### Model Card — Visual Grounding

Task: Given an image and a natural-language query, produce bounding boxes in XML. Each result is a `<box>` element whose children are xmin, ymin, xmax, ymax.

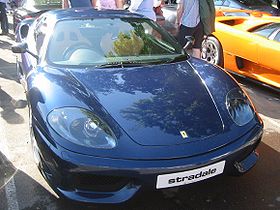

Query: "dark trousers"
<box><xmin>177</xmin><ymin>22</ymin><xmax>204</xmax><ymax>49</ymax></box>
<box><xmin>0</xmin><ymin>2</ymin><xmax>8</xmax><ymax>34</ymax></box>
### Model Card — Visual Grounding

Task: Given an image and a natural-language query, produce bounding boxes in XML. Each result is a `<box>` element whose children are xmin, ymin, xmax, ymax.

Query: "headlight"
<box><xmin>47</xmin><ymin>107</ymin><xmax>117</xmax><ymax>149</ymax></box>
<box><xmin>226</xmin><ymin>88</ymin><xmax>254</xmax><ymax>126</ymax></box>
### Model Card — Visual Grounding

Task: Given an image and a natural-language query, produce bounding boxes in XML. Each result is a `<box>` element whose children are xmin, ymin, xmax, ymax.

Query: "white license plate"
<box><xmin>156</xmin><ymin>161</ymin><xmax>225</xmax><ymax>189</ymax></box>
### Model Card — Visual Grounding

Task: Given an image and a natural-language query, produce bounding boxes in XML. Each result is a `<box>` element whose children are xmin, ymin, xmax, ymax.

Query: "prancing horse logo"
<box><xmin>180</xmin><ymin>131</ymin><xmax>188</xmax><ymax>139</ymax></box>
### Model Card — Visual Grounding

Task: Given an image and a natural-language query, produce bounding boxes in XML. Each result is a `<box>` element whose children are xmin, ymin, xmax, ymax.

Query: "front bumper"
<box><xmin>32</xmin><ymin>124</ymin><xmax>263</xmax><ymax>204</ymax></box>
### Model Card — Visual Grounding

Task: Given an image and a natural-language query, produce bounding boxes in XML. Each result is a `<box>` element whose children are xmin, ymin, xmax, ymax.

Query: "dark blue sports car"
<box><xmin>12</xmin><ymin>8</ymin><xmax>263</xmax><ymax>204</ymax></box>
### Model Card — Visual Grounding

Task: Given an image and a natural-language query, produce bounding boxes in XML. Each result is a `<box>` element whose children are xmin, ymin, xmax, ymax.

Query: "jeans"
<box><xmin>0</xmin><ymin>2</ymin><xmax>8</xmax><ymax>34</ymax></box>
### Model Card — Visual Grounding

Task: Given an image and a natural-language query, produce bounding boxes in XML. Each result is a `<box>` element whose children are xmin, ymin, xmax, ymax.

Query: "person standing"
<box><xmin>92</xmin><ymin>0</ymin><xmax>124</xmax><ymax>9</ymax></box>
<box><xmin>62</xmin><ymin>0</ymin><xmax>92</xmax><ymax>8</ymax></box>
<box><xmin>0</xmin><ymin>0</ymin><xmax>9</xmax><ymax>35</ymax></box>
<box><xmin>176</xmin><ymin>0</ymin><xmax>215</xmax><ymax>59</ymax></box>
<box><xmin>129</xmin><ymin>0</ymin><xmax>161</xmax><ymax>21</ymax></box>
<box><xmin>199</xmin><ymin>0</ymin><xmax>215</xmax><ymax>37</ymax></box>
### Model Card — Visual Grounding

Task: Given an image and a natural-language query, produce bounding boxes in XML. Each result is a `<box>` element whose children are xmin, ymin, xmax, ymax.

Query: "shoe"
<box><xmin>1</xmin><ymin>32</ymin><xmax>8</xmax><ymax>35</ymax></box>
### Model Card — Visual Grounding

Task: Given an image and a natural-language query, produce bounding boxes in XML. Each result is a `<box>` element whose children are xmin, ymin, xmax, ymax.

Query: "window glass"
<box><xmin>34</xmin><ymin>17</ymin><xmax>48</xmax><ymax>54</ymax></box>
<box><xmin>25</xmin><ymin>19</ymin><xmax>39</xmax><ymax>61</ymax></box>
<box><xmin>223</xmin><ymin>0</ymin><xmax>231</xmax><ymax>6</ymax></box>
<box><xmin>214</xmin><ymin>0</ymin><xmax>225</xmax><ymax>6</ymax></box>
<box><xmin>47</xmin><ymin>18</ymin><xmax>185</xmax><ymax>67</ymax></box>
<box><xmin>234</xmin><ymin>0</ymin><xmax>269</xmax><ymax>6</ymax></box>
<box><xmin>252</xmin><ymin>23</ymin><xmax>280</xmax><ymax>39</ymax></box>
<box><xmin>228</xmin><ymin>1</ymin><xmax>242</xmax><ymax>7</ymax></box>
<box><xmin>274</xmin><ymin>31</ymin><xmax>280</xmax><ymax>42</ymax></box>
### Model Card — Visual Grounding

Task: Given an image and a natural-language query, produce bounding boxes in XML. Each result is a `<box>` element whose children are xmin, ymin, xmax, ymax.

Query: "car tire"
<box><xmin>201</xmin><ymin>36</ymin><xmax>224</xmax><ymax>67</ymax></box>
<box><xmin>28</xmin><ymin>104</ymin><xmax>40</xmax><ymax>166</ymax></box>
<box><xmin>12</xmin><ymin>14</ymin><xmax>16</xmax><ymax>33</ymax></box>
<box><xmin>15</xmin><ymin>61</ymin><xmax>20</xmax><ymax>83</ymax></box>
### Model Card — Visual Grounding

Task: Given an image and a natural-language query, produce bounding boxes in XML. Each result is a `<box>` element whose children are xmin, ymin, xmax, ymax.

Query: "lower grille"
<box><xmin>62</xmin><ymin>173</ymin><xmax>130</xmax><ymax>192</ymax></box>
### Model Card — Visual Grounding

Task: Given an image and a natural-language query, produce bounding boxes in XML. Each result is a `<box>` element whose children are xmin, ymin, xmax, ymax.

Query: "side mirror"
<box><xmin>11</xmin><ymin>42</ymin><xmax>39</xmax><ymax>60</ymax></box>
<box><xmin>11</xmin><ymin>42</ymin><xmax>28</xmax><ymax>53</ymax></box>
<box><xmin>183</xmin><ymin>36</ymin><xmax>195</xmax><ymax>50</ymax></box>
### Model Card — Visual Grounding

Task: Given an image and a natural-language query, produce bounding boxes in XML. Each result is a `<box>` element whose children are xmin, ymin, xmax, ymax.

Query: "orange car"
<box><xmin>202</xmin><ymin>12</ymin><xmax>280</xmax><ymax>90</ymax></box>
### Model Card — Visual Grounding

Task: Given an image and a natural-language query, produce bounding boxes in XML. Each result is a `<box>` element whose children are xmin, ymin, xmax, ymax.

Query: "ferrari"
<box><xmin>12</xmin><ymin>8</ymin><xmax>263</xmax><ymax>204</ymax></box>
<box><xmin>214</xmin><ymin>0</ymin><xmax>280</xmax><ymax>16</ymax></box>
<box><xmin>162</xmin><ymin>0</ymin><xmax>280</xmax><ymax>17</ymax></box>
<box><xmin>201</xmin><ymin>12</ymin><xmax>280</xmax><ymax>90</ymax></box>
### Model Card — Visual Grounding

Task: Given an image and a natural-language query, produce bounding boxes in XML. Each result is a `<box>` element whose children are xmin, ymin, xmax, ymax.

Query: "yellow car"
<box><xmin>202</xmin><ymin>12</ymin><xmax>280</xmax><ymax>90</ymax></box>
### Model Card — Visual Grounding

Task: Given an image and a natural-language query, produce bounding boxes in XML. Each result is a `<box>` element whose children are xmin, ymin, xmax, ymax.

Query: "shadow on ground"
<box><xmin>0</xmin><ymin>87</ymin><xmax>27</xmax><ymax>124</ymax></box>
<box><xmin>236</xmin><ymin>76</ymin><xmax>280</xmax><ymax>121</ymax></box>
<box><xmin>0</xmin><ymin>37</ymin><xmax>17</xmax><ymax>82</ymax></box>
<box><xmin>0</xmin><ymin>151</ymin><xmax>58</xmax><ymax>210</ymax></box>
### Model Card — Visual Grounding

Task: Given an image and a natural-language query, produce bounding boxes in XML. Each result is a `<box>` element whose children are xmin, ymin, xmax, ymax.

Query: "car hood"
<box><xmin>70</xmin><ymin>61</ymin><xmax>224</xmax><ymax>146</ymax></box>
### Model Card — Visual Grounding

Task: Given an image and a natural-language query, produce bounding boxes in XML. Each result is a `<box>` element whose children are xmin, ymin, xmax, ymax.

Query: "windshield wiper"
<box><xmin>96</xmin><ymin>55</ymin><xmax>188</xmax><ymax>68</ymax></box>
<box><xmin>96</xmin><ymin>61</ymin><xmax>146</xmax><ymax>69</ymax></box>
<box><xmin>161</xmin><ymin>54</ymin><xmax>189</xmax><ymax>64</ymax></box>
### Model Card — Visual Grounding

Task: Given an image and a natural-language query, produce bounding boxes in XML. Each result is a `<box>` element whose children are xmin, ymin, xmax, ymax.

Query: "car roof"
<box><xmin>44</xmin><ymin>8</ymin><xmax>147</xmax><ymax>22</ymax></box>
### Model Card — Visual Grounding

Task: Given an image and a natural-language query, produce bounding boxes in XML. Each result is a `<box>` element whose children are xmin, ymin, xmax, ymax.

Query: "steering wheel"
<box><xmin>62</xmin><ymin>43</ymin><xmax>92</xmax><ymax>60</ymax></box>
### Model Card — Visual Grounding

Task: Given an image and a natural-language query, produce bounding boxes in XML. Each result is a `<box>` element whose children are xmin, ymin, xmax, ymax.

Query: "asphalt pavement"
<box><xmin>0</xmin><ymin>19</ymin><xmax>280</xmax><ymax>210</ymax></box>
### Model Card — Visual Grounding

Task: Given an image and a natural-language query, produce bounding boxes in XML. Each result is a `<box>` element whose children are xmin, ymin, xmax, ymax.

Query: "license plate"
<box><xmin>156</xmin><ymin>161</ymin><xmax>225</xmax><ymax>189</ymax></box>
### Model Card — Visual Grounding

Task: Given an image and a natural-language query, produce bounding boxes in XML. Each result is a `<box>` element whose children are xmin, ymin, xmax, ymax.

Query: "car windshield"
<box><xmin>235</xmin><ymin>0</ymin><xmax>269</xmax><ymax>6</ymax></box>
<box><xmin>47</xmin><ymin>18</ymin><xmax>186</xmax><ymax>67</ymax></box>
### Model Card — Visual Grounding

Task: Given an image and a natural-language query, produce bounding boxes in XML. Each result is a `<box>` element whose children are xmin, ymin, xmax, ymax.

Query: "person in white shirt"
<box><xmin>176</xmin><ymin>0</ymin><xmax>203</xmax><ymax>58</ymax></box>
<box><xmin>92</xmin><ymin>0</ymin><xmax>124</xmax><ymax>9</ymax></box>
<box><xmin>129</xmin><ymin>0</ymin><xmax>161</xmax><ymax>21</ymax></box>
<box><xmin>0</xmin><ymin>0</ymin><xmax>8</xmax><ymax>35</ymax></box>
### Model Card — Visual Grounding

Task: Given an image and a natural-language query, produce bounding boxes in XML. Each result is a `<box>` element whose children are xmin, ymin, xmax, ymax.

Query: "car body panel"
<box><xmin>70</xmin><ymin>62</ymin><xmax>224</xmax><ymax>146</ymax></box>
<box><xmin>13</xmin><ymin>8</ymin><xmax>263</xmax><ymax>203</ymax></box>
<box><xmin>214</xmin><ymin>0</ymin><xmax>280</xmax><ymax>16</ymax></box>
<box><xmin>26</xmin><ymin>61</ymin><xmax>261</xmax><ymax>160</ymax></box>
<box><xmin>213</xmin><ymin>15</ymin><xmax>280</xmax><ymax>89</ymax></box>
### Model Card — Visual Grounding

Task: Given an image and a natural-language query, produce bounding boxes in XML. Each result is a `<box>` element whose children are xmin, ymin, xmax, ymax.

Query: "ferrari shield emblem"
<box><xmin>180</xmin><ymin>131</ymin><xmax>188</xmax><ymax>139</ymax></box>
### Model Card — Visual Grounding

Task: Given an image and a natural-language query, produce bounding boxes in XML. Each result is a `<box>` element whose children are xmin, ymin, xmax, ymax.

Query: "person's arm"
<box><xmin>176</xmin><ymin>0</ymin><xmax>184</xmax><ymax>26</ymax></box>
<box><xmin>62</xmin><ymin>0</ymin><xmax>69</xmax><ymax>8</ymax></box>
<box><xmin>92</xmin><ymin>0</ymin><xmax>97</xmax><ymax>8</ymax></box>
<box><xmin>116</xmin><ymin>0</ymin><xmax>124</xmax><ymax>9</ymax></box>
